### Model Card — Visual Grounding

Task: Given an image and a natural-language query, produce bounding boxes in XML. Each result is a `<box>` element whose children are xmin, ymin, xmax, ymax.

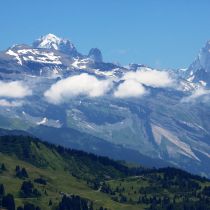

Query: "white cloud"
<box><xmin>182</xmin><ymin>87</ymin><xmax>210</xmax><ymax>103</ymax></box>
<box><xmin>0</xmin><ymin>81</ymin><xmax>32</xmax><ymax>98</ymax></box>
<box><xmin>44</xmin><ymin>73</ymin><xmax>113</xmax><ymax>104</ymax></box>
<box><xmin>0</xmin><ymin>99</ymin><xmax>23</xmax><ymax>107</ymax></box>
<box><xmin>114</xmin><ymin>80</ymin><xmax>147</xmax><ymax>98</ymax></box>
<box><xmin>44</xmin><ymin>70</ymin><xmax>174</xmax><ymax>103</ymax></box>
<box><xmin>123</xmin><ymin>69</ymin><xmax>174</xmax><ymax>88</ymax></box>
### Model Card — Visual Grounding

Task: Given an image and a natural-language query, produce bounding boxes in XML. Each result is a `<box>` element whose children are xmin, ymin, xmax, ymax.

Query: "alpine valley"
<box><xmin>1</xmin><ymin>33</ymin><xmax>210</xmax><ymax>178</ymax></box>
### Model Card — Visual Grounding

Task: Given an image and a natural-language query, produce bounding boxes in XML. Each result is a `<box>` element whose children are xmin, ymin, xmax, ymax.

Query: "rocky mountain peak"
<box><xmin>33</xmin><ymin>33</ymin><xmax>78</xmax><ymax>56</ymax></box>
<box><xmin>88</xmin><ymin>48</ymin><xmax>103</xmax><ymax>63</ymax></box>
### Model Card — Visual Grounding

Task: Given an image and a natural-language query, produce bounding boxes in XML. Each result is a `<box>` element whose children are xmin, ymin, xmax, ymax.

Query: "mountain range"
<box><xmin>1</xmin><ymin>33</ymin><xmax>210</xmax><ymax>177</ymax></box>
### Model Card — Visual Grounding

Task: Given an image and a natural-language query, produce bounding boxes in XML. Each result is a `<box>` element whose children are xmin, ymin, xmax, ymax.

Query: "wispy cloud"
<box><xmin>116</xmin><ymin>49</ymin><xmax>128</xmax><ymax>55</ymax></box>
<box><xmin>0</xmin><ymin>99</ymin><xmax>23</xmax><ymax>107</ymax></box>
<box><xmin>0</xmin><ymin>81</ymin><xmax>32</xmax><ymax>98</ymax></box>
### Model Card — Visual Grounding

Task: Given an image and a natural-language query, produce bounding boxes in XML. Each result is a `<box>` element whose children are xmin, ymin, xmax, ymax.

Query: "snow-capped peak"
<box><xmin>35</xmin><ymin>34</ymin><xmax>63</xmax><ymax>50</ymax></box>
<box><xmin>185</xmin><ymin>40</ymin><xmax>210</xmax><ymax>87</ymax></box>
<box><xmin>33</xmin><ymin>33</ymin><xmax>78</xmax><ymax>56</ymax></box>
<box><xmin>188</xmin><ymin>40</ymin><xmax>210</xmax><ymax>74</ymax></box>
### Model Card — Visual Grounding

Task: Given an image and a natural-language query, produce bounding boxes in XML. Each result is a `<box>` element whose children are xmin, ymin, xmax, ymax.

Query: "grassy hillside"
<box><xmin>0</xmin><ymin>135</ymin><xmax>210</xmax><ymax>210</ymax></box>
<box><xmin>29</xmin><ymin>125</ymin><xmax>170</xmax><ymax>168</ymax></box>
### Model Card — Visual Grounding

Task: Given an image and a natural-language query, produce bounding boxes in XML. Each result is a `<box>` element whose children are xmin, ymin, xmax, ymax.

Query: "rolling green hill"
<box><xmin>0</xmin><ymin>135</ymin><xmax>210</xmax><ymax>210</ymax></box>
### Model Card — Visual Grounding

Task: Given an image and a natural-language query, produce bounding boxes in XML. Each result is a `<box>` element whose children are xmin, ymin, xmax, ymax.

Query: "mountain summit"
<box><xmin>33</xmin><ymin>33</ymin><xmax>78</xmax><ymax>56</ymax></box>
<box><xmin>88</xmin><ymin>48</ymin><xmax>103</xmax><ymax>63</ymax></box>
<box><xmin>190</xmin><ymin>40</ymin><xmax>210</xmax><ymax>73</ymax></box>
<box><xmin>187</xmin><ymin>40</ymin><xmax>210</xmax><ymax>86</ymax></box>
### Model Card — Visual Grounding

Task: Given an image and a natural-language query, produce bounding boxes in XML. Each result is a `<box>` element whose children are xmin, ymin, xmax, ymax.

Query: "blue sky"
<box><xmin>1</xmin><ymin>0</ymin><xmax>210</xmax><ymax>69</ymax></box>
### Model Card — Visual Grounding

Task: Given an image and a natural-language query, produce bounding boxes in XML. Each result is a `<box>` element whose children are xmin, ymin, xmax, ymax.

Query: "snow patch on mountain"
<box><xmin>93</xmin><ymin>69</ymin><xmax>117</xmax><ymax>78</ymax></box>
<box><xmin>37</xmin><ymin>117</ymin><xmax>48</xmax><ymax>125</ymax></box>
<box><xmin>71</xmin><ymin>58</ymin><xmax>91</xmax><ymax>69</ymax></box>
<box><xmin>178</xmin><ymin>80</ymin><xmax>198</xmax><ymax>92</ymax></box>
<box><xmin>6</xmin><ymin>49</ymin><xmax>23</xmax><ymax>65</ymax></box>
<box><xmin>17</xmin><ymin>49</ymin><xmax>62</xmax><ymax>65</ymax></box>
<box><xmin>182</xmin><ymin>87</ymin><xmax>210</xmax><ymax>102</ymax></box>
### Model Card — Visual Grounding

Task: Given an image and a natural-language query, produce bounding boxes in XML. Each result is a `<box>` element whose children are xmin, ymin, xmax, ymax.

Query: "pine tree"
<box><xmin>49</xmin><ymin>199</ymin><xmax>52</xmax><ymax>206</ymax></box>
<box><xmin>2</xmin><ymin>194</ymin><xmax>15</xmax><ymax>210</ymax></box>
<box><xmin>0</xmin><ymin>184</ymin><xmax>5</xmax><ymax>197</ymax></box>
<box><xmin>1</xmin><ymin>163</ymin><xmax>6</xmax><ymax>171</ymax></box>
<box><xmin>16</xmin><ymin>165</ymin><xmax>20</xmax><ymax>172</ymax></box>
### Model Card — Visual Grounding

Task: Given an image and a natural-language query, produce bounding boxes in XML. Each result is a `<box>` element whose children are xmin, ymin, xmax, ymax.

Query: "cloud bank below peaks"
<box><xmin>45</xmin><ymin>69</ymin><xmax>175</xmax><ymax>103</ymax></box>
<box><xmin>114</xmin><ymin>80</ymin><xmax>147</xmax><ymax>98</ymax></box>
<box><xmin>0</xmin><ymin>81</ymin><xmax>32</xmax><ymax>107</ymax></box>
<box><xmin>113</xmin><ymin>68</ymin><xmax>174</xmax><ymax>98</ymax></box>
<box><xmin>122</xmin><ymin>69</ymin><xmax>174</xmax><ymax>88</ymax></box>
<box><xmin>182</xmin><ymin>87</ymin><xmax>210</xmax><ymax>103</ymax></box>
<box><xmin>0</xmin><ymin>81</ymin><xmax>32</xmax><ymax>98</ymax></box>
<box><xmin>44</xmin><ymin>73</ymin><xmax>113</xmax><ymax>104</ymax></box>
<box><xmin>0</xmin><ymin>99</ymin><xmax>23</xmax><ymax>107</ymax></box>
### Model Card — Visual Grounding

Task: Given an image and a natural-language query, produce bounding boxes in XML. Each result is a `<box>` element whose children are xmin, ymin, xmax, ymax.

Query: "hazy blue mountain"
<box><xmin>88</xmin><ymin>48</ymin><xmax>103</xmax><ymax>63</ymax></box>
